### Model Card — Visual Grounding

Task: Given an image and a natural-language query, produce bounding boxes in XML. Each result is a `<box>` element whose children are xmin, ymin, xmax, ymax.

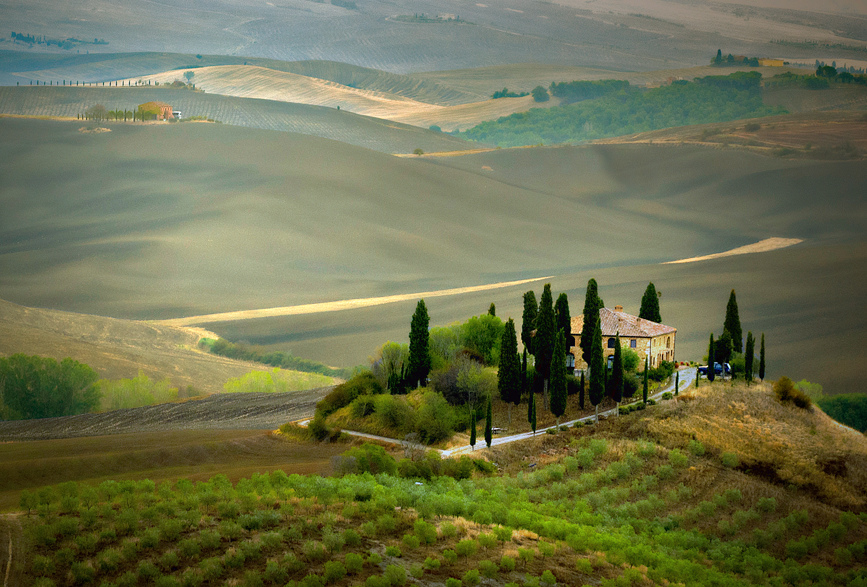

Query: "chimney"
<box><xmin>614</xmin><ymin>305</ymin><xmax>623</xmax><ymax>312</ymax></box>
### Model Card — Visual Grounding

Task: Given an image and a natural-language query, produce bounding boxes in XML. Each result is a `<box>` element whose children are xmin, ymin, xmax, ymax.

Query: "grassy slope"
<box><xmin>0</xmin><ymin>87</ymin><xmax>472</xmax><ymax>153</ymax></box>
<box><xmin>1</xmin><ymin>117</ymin><xmax>865</xmax><ymax>390</ymax></box>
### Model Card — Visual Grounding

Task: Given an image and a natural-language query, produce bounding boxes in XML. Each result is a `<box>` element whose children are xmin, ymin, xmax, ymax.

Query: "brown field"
<box><xmin>0</xmin><ymin>429</ymin><xmax>346</xmax><ymax>511</ymax></box>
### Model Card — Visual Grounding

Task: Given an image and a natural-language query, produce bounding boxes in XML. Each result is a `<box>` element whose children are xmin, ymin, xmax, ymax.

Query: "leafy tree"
<box><xmin>707</xmin><ymin>334</ymin><xmax>716</xmax><ymax>383</ymax></box>
<box><xmin>406</xmin><ymin>300</ymin><xmax>431</xmax><ymax>389</ymax></box>
<box><xmin>639</xmin><ymin>282</ymin><xmax>661</xmax><ymax>323</ymax></box>
<box><xmin>0</xmin><ymin>355</ymin><xmax>100</xmax><ymax>420</ymax></box>
<box><xmin>554</xmin><ymin>293</ymin><xmax>571</xmax><ymax>353</ymax></box>
<box><xmin>744</xmin><ymin>332</ymin><xmax>755</xmax><ymax>384</ymax></box>
<box><xmin>609</xmin><ymin>333</ymin><xmax>624</xmax><ymax>413</ymax></box>
<box><xmin>716</xmin><ymin>331</ymin><xmax>733</xmax><ymax>364</ymax></box>
<box><xmin>588</xmin><ymin>319</ymin><xmax>604</xmax><ymax>420</ymax></box>
<box><xmin>642</xmin><ymin>356</ymin><xmax>649</xmax><ymax>404</ymax></box>
<box><xmin>488</xmin><ymin>303</ymin><xmax>496</xmax><ymax>316</ymax></box>
<box><xmin>470</xmin><ymin>410</ymin><xmax>477</xmax><ymax>450</ymax></box>
<box><xmin>817</xmin><ymin>394</ymin><xmax>867</xmax><ymax>433</ymax></box>
<box><xmin>580</xmin><ymin>279</ymin><xmax>604</xmax><ymax>366</ymax></box>
<box><xmin>498</xmin><ymin>319</ymin><xmax>522</xmax><ymax>425</ymax></box>
<box><xmin>460</xmin><ymin>314</ymin><xmax>505</xmax><ymax>365</ymax></box>
<box><xmin>723</xmin><ymin>290</ymin><xmax>742</xmax><ymax>353</ymax></box>
<box><xmin>759</xmin><ymin>333</ymin><xmax>766</xmax><ymax>381</ymax></box>
<box><xmin>534</xmin><ymin>284</ymin><xmax>557</xmax><ymax>409</ymax></box>
<box><xmin>484</xmin><ymin>399</ymin><xmax>493</xmax><ymax>448</ymax></box>
<box><xmin>521</xmin><ymin>290</ymin><xmax>538</xmax><ymax>354</ymax></box>
<box><xmin>531</xmin><ymin>85</ymin><xmax>549</xmax><ymax>102</ymax></box>
<box><xmin>184</xmin><ymin>70</ymin><xmax>195</xmax><ymax>82</ymax></box>
<box><xmin>550</xmin><ymin>331</ymin><xmax>568</xmax><ymax>428</ymax></box>
<box><xmin>372</xmin><ymin>341</ymin><xmax>409</xmax><ymax>392</ymax></box>
<box><xmin>528</xmin><ymin>384</ymin><xmax>536</xmax><ymax>435</ymax></box>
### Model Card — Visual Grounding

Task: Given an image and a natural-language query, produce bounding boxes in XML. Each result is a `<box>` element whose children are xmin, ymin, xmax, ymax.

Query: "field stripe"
<box><xmin>155</xmin><ymin>276</ymin><xmax>553</xmax><ymax>327</ymax></box>
<box><xmin>663</xmin><ymin>237</ymin><xmax>803</xmax><ymax>264</ymax></box>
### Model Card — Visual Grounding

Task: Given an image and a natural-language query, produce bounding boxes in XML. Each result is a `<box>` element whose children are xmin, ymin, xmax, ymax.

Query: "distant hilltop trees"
<box><xmin>10</xmin><ymin>31</ymin><xmax>108</xmax><ymax>50</ymax></box>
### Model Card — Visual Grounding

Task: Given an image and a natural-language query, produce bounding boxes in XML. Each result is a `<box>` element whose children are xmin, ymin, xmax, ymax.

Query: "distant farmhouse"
<box><xmin>138</xmin><ymin>101</ymin><xmax>175</xmax><ymax>121</ymax></box>
<box><xmin>569</xmin><ymin>306</ymin><xmax>676</xmax><ymax>371</ymax></box>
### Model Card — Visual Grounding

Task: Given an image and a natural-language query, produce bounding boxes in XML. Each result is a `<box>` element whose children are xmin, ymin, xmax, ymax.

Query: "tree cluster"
<box><xmin>0</xmin><ymin>354</ymin><xmax>100</xmax><ymax>420</ymax></box>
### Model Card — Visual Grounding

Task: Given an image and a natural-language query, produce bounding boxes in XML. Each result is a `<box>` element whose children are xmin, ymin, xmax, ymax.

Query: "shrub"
<box><xmin>414</xmin><ymin>519</ymin><xmax>438</xmax><ymax>544</ymax></box>
<box><xmin>343</xmin><ymin>528</ymin><xmax>362</xmax><ymax>546</ymax></box>
<box><xmin>774</xmin><ymin>376</ymin><xmax>811</xmax><ymax>409</ymax></box>
<box><xmin>346</xmin><ymin>553</ymin><xmax>365</xmax><ymax>574</ymax></box>
<box><xmin>443</xmin><ymin>549</ymin><xmax>458</xmax><ymax>565</ymax></box>
<box><xmin>446</xmin><ymin>579</ymin><xmax>462</xmax><ymax>587</ymax></box>
<box><xmin>661</xmin><ymin>392</ymin><xmax>673</xmax><ymax>400</ymax></box>
<box><xmin>500</xmin><ymin>554</ymin><xmax>516</xmax><ymax>572</ymax></box>
<box><xmin>756</xmin><ymin>497</ymin><xmax>777</xmax><ymax>513</ymax></box>
<box><xmin>668</xmin><ymin>449</ymin><xmax>688</xmax><ymax>467</ymax></box>
<box><xmin>455</xmin><ymin>538</ymin><xmax>479</xmax><ymax>558</ymax></box>
<box><xmin>384</xmin><ymin>564</ymin><xmax>407</xmax><ymax>586</ymax></box>
<box><xmin>688</xmin><ymin>439</ymin><xmax>705</xmax><ymax>456</ymax></box>
<box><xmin>721</xmin><ymin>452</ymin><xmax>740</xmax><ymax>468</ymax></box>
<box><xmin>541</xmin><ymin>570</ymin><xmax>557</xmax><ymax>586</ymax></box>
<box><xmin>479</xmin><ymin>559</ymin><xmax>499</xmax><ymax>578</ymax></box>
<box><xmin>264</xmin><ymin>560</ymin><xmax>288</xmax><ymax>585</ymax></box>
<box><xmin>385</xmin><ymin>545</ymin><xmax>402</xmax><ymax>557</ymax></box>
<box><xmin>424</xmin><ymin>556</ymin><xmax>441</xmax><ymax>570</ymax></box>
<box><xmin>137</xmin><ymin>560</ymin><xmax>161</xmax><ymax>581</ymax></box>
<box><xmin>70</xmin><ymin>561</ymin><xmax>97</xmax><ymax>584</ymax></box>
<box><xmin>158</xmin><ymin>550</ymin><xmax>180</xmax><ymax>572</ymax></box>
<box><xmin>323</xmin><ymin>561</ymin><xmax>347</xmax><ymax>584</ymax></box>
<box><xmin>440</xmin><ymin>522</ymin><xmax>458</xmax><ymax>539</ymax></box>
<box><xmin>402</xmin><ymin>533</ymin><xmax>420</xmax><ymax>549</ymax></box>
<box><xmin>375</xmin><ymin>395</ymin><xmax>416</xmax><ymax>431</ymax></box>
<box><xmin>318</xmin><ymin>372</ymin><xmax>382</xmax><ymax>417</ymax></box>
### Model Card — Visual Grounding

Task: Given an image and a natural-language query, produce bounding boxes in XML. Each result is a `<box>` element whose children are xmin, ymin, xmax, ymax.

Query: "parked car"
<box><xmin>697</xmin><ymin>362</ymin><xmax>731</xmax><ymax>377</ymax></box>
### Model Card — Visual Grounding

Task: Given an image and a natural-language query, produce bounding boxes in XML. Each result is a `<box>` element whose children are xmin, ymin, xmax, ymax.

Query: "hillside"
<box><xmin>6</xmin><ymin>381</ymin><xmax>867</xmax><ymax>585</ymax></box>
<box><xmin>0</xmin><ymin>87</ymin><xmax>472</xmax><ymax>153</ymax></box>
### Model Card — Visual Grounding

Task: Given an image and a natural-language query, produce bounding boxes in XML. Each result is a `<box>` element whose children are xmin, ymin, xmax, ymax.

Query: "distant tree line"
<box><xmin>205</xmin><ymin>338</ymin><xmax>349</xmax><ymax>379</ymax></box>
<box><xmin>0</xmin><ymin>354</ymin><xmax>100</xmax><ymax>420</ymax></box>
<box><xmin>548</xmin><ymin>79</ymin><xmax>629</xmax><ymax>105</ymax></box>
<box><xmin>10</xmin><ymin>31</ymin><xmax>108</xmax><ymax>50</ymax></box>
<box><xmin>764</xmin><ymin>69</ymin><xmax>867</xmax><ymax>90</ymax></box>
<box><xmin>461</xmin><ymin>71</ymin><xmax>784</xmax><ymax>147</ymax></box>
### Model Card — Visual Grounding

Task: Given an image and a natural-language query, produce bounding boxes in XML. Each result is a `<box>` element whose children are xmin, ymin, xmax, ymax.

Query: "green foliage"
<box><xmin>817</xmin><ymin>393</ymin><xmax>867</xmax><ymax>432</ymax></box>
<box><xmin>208</xmin><ymin>338</ymin><xmax>347</xmax><ymax>378</ymax></box>
<box><xmin>639</xmin><ymin>282</ymin><xmax>661</xmax><ymax>323</ymax></box>
<box><xmin>416</xmin><ymin>391</ymin><xmax>457</xmax><ymax>444</ymax></box>
<box><xmin>744</xmin><ymin>332</ymin><xmax>755</xmax><ymax>383</ymax></box>
<box><xmin>534</xmin><ymin>284</ymin><xmax>557</xmax><ymax>383</ymax></box>
<box><xmin>224</xmin><ymin>368</ymin><xmax>334</xmax><ymax>393</ymax></box>
<box><xmin>384</xmin><ymin>564</ymin><xmax>407</xmax><ymax>586</ymax></box>
<box><xmin>98</xmin><ymin>371</ymin><xmax>180</xmax><ymax>410</ymax></box>
<box><xmin>550</xmin><ymin>330</ymin><xmax>568</xmax><ymax>423</ymax></box>
<box><xmin>609</xmin><ymin>333</ymin><xmax>624</xmax><ymax>405</ymax></box>
<box><xmin>0</xmin><ymin>354</ymin><xmax>100</xmax><ymax>420</ymax></box>
<box><xmin>374</xmin><ymin>394</ymin><xmax>416</xmax><ymax>431</ymax></box>
<box><xmin>589</xmin><ymin>318</ymin><xmax>605</xmax><ymax>409</ymax></box>
<box><xmin>687</xmin><ymin>439</ymin><xmax>705</xmax><ymax>456</ymax></box>
<box><xmin>463</xmin><ymin>73</ymin><xmax>783</xmax><ymax>146</ymax></box>
<box><xmin>485</xmin><ymin>398</ymin><xmax>493</xmax><ymax>448</ymax></box>
<box><xmin>461</xmin><ymin>313</ymin><xmax>505</xmax><ymax>366</ymax></box>
<box><xmin>722</xmin><ymin>289</ymin><xmax>743</xmax><ymax>353</ymax></box>
<box><xmin>455</xmin><ymin>538</ymin><xmax>479</xmax><ymax>558</ymax></box>
<box><xmin>498</xmin><ymin>318</ymin><xmax>523</xmax><ymax>410</ymax></box>
<box><xmin>463</xmin><ymin>568</ymin><xmax>481</xmax><ymax>586</ymax></box>
<box><xmin>549</xmin><ymin>79</ymin><xmax>629</xmax><ymax>105</ymax></box>
<box><xmin>406</xmin><ymin>299</ymin><xmax>432</xmax><ymax>389</ymax></box>
<box><xmin>317</xmin><ymin>372</ymin><xmax>383</xmax><ymax>417</ymax></box>
<box><xmin>668</xmin><ymin>449</ymin><xmax>688</xmax><ymax>467</ymax></box>
<box><xmin>720</xmin><ymin>452</ymin><xmax>740</xmax><ymax>468</ymax></box>
<box><xmin>340</xmin><ymin>443</ymin><xmax>398</xmax><ymax>475</ymax></box>
<box><xmin>531</xmin><ymin>85</ymin><xmax>549</xmax><ymax>102</ymax></box>
<box><xmin>774</xmin><ymin>376</ymin><xmax>811</xmax><ymax>409</ymax></box>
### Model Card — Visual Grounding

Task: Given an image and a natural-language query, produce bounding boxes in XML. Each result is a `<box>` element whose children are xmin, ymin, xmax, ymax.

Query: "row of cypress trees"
<box><xmin>705</xmin><ymin>290</ymin><xmax>765</xmax><ymax>384</ymax></box>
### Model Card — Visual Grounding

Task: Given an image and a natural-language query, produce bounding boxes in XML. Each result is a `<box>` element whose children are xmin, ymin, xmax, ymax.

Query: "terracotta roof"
<box><xmin>571</xmin><ymin>307</ymin><xmax>676</xmax><ymax>339</ymax></box>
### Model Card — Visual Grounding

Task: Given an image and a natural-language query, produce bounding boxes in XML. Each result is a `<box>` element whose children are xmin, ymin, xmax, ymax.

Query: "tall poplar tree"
<box><xmin>485</xmin><ymin>399</ymin><xmax>493</xmax><ymax>448</ymax></box>
<box><xmin>550</xmin><ymin>330</ymin><xmax>568</xmax><ymax>428</ymax></box>
<box><xmin>406</xmin><ymin>299</ymin><xmax>431</xmax><ymax>389</ymax></box>
<box><xmin>580</xmin><ymin>279</ymin><xmax>604</xmax><ymax>367</ymax></box>
<box><xmin>674</xmin><ymin>370</ymin><xmax>680</xmax><ymax>396</ymax></box>
<box><xmin>744</xmin><ymin>331</ymin><xmax>755</xmax><ymax>384</ymax></box>
<box><xmin>555</xmin><ymin>293</ymin><xmax>571</xmax><ymax>353</ymax></box>
<box><xmin>723</xmin><ymin>290</ymin><xmax>743</xmax><ymax>353</ymax></box>
<box><xmin>470</xmin><ymin>410</ymin><xmax>477</xmax><ymax>451</ymax></box>
<box><xmin>759</xmin><ymin>333</ymin><xmax>766</xmax><ymax>381</ymax></box>
<box><xmin>521</xmin><ymin>291</ymin><xmax>538</xmax><ymax>355</ymax></box>
<box><xmin>639</xmin><ymin>282</ymin><xmax>661</xmax><ymax>323</ymax></box>
<box><xmin>589</xmin><ymin>318</ymin><xmax>605</xmax><ymax>421</ymax></box>
<box><xmin>528</xmin><ymin>385</ymin><xmax>536</xmax><ymax>435</ymax></box>
<box><xmin>610</xmin><ymin>333</ymin><xmax>624</xmax><ymax>415</ymax></box>
<box><xmin>534</xmin><ymin>284</ymin><xmax>557</xmax><ymax>410</ymax></box>
<box><xmin>707</xmin><ymin>333</ymin><xmax>716</xmax><ymax>383</ymax></box>
<box><xmin>498</xmin><ymin>318</ymin><xmax>522</xmax><ymax>425</ymax></box>
<box><xmin>642</xmin><ymin>356</ymin><xmax>649</xmax><ymax>404</ymax></box>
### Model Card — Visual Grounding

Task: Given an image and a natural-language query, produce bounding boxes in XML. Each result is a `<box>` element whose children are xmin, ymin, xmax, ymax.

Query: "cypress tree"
<box><xmin>579</xmin><ymin>371</ymin><xmax>585</xmax><ymax>410</ymax></box>
<box><xmin>521</xmin><ymin>290</ymin><xmax>538</xmax><ymax>355</ymax></box>
<box><xmin>406</xmin><ymin>299</ymin><xmax>431</xmax><ymax>389</ymax></box>
<box><xmin>485</xmin><ymin>399</ymin><xmax>493</xmax><ymax>447</ymax></box>
<box><xmin>642</xmin><ymin>356</ymin><xmax>649</xmax><ymax>404</ymax></box>
<box><xmin>707</xmin><ymin>334</ymin><xmax>716</xmax><ymax>383</ymax></box>
<box><xmin>639</xmin><ymin>282</ymin><xmax>662</xmax><ymax>323</ymax></box>
<box><xmin>488</xmin><ymin>303</ymin><xmax>496</xmax><ymax>317</ymax></box>
<box><xmin>723</xmin><ymin>290</ymin><xmax>743</xmax><ymax>353</ymax></box>
<box><xmin>580</xmin><ymin>279</ymin><xmax>604</xmax><ymax>366</ymax></box>
<box><xmin>555</xmin><ymin>293</ymin><xmax>571</xmax><ymax>354</ymax></box>
<box><xmin>675</xmin><ymin>370</ymin><xmax>680</xmax><ymax>396</ymax></box>
<box><xmin>498</xmin><ymin>318</ymin><xmax>522</xmax><ymax>426</ymax></box>
<box><xmin>470</xmin><ymin>410</ymin><xmax>477</xmax><ymax>450</ymax></box>
<box><xmin>744</xmin><ymin>331</ymin><xmax>755</xmax><ymax>384</ymax></box>
<box><xmin>528</xmin><ymin>385</ymin><xmax>536</xmax><ymax>435</ymax></box>
<box><xmin>550</xmin><ymin>330</ymin><xmax>568</xmax><ymax>429</ymax></box>
<box><xmin>521</xmin><ymin>348</ymin><xmax>528</xmax><ymax>394</ymax></box>
<box><xmin>759</xmin><ymin>333</ymin><xmax>766</xmax><ymax>381</ymax></box>
<box><xmin>610</xmin><ymin>332</ymin><xmax>624</xmax><ymax>415</ymax></box>
<box><xmin>534</xmin><ymin>284</ymin><xmax>557</xmax><ymax>410</ymax></box>
<box><xmin>589</xmin><ymin>318</ymin><xmax>605</xmax><ymax>421</ymax></box>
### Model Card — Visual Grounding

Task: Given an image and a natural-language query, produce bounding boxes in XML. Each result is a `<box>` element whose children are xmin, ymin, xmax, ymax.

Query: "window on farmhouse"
<box><xmin>607</xmin><ymin>338</ymin><xmax>616</xmax><ymax>348</ymax></box>
<box><xmin>630</xmin><ymin>339</ymin><xmax>637</xmax><ymax>348</ymax></box>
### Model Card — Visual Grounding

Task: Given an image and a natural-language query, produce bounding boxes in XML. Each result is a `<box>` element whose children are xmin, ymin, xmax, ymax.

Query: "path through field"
<box><xmin>663</xmin><ymin>238</ymin><xmax>804</xmax><ymax>264</ymax></box>
<box><xmin>155</xmin><ymin>276</ymin><xmax>552</xmax><ymax>327</ymax></box>
<box><xmin>0</xmin><ymin>389</ymin><xmax>332</xmax><ymax>441</ymax></box>
<box><xmin>0</xmin><ymin>514</ymin><xmax>23</xmax><ymax>587</ymax></box>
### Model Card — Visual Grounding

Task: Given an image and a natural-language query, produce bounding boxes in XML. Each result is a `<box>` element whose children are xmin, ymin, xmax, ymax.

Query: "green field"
<box><xmin>1</xmin><ymin>117</ymin><xmax>865</xmax><ymax>393</ymax></box>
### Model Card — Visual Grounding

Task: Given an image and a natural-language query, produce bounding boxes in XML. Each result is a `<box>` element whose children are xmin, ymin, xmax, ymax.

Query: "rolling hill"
<box><xmin>1</xmin><ymin>116</ymin><xmax>865</xmax><ymax>393</ymax></box>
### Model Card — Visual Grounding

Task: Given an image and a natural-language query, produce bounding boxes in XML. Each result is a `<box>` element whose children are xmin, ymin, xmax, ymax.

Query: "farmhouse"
<box><xmin>569</xmin><ymin>306</ymin><xmax>676</xmax><ymax>371</ymax></box>
<box><xmin>138</xmin><ymin>101</ymin><xmax>174</xmax><ymax>120</ymax></box>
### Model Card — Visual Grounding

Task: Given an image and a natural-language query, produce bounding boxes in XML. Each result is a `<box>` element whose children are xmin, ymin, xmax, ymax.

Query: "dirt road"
<box><xmin>0</xmin><ymin>514</ymin><xmax>23</xmax><ymax>587</ymax></box>
<box><xmin>0</xmin><ymin>388</ymin><xmax>332</xmax><ymax>441</ymax></box>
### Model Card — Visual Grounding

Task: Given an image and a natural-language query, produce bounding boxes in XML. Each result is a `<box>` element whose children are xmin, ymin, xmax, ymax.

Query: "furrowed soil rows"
<box><xmin>0</xmin><ymin>389</ymin><xmax>331</xmax><ymax>441</ymax></box>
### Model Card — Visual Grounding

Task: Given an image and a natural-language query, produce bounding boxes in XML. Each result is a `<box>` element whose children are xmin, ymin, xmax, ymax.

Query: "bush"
<box><xmin>455</xmin><ymin>538</ymin><xmax>479</xmax><ymax>558</ymax></box>
<box><xmin>414</xmin><ymin>519</ymin><xmax>438</xmax><ymax>544</ymax></box>
<box><xmin>384</xmin><ymin>564</ymin><xmax>407</xmax><ymax>586</ymax></box>
<box><xmin>500</xmin><ymin>555</ymin><xmax>516</xmax><ymax>572</ymax></box>
<box><xmin>416</xmin><ymin>391</ymin><xmax>456</xmax><ymax>443</ymax></box>
<box><xmin>446</xmin><ymin>579</ymin><xmax>462</xmax><ymax>587</ymax></box>
<box><xmin>424</xmin><ymin>556</ymin><xmax>441</xmax><ymax>570</ymax></box>
<box><xmin>375</xmin><ymin>394</ymin><xmax>416</xmax><ymax>431</ymax></box>
<box><xmin>385</xmin><ymin>545</ymin><xmax>402</xmax><ymax>557</ymax></box>
<box><xmin>774</xmin><ymin>376</ymin><xmax>811</xmax><ymax>409</ymax></box>
<box><xmin>688</xmin><ymin>439</ymin><xmax>706</xmax><ymax>456</ymax></box>
<box><xmin>443</xmin><ymin>549</ymin><xmax>458</xmax><ymax>565</ymax></box>
<box><xmin>318</xmin><ymin>372</ymin><xmax>383</xmax><ymax>417</ymax></box>
<box><xmin>668</xmin><ymin>449</ymin><xmax>688</xmax><ymax>467</ymax></box>
<box><xmin>346</xmin><ymin>553</ymin><xmax>364</xmax><ymax>574</ymax></box>
<box><xmin>721</xmin><ymin>452</ymin><xmax>740</xmax><ymax>468</ymax></box>
<box><xmin>323</xmin><ymin>561</ymin><xmax>347</xmax><ymax>584</ymax></box>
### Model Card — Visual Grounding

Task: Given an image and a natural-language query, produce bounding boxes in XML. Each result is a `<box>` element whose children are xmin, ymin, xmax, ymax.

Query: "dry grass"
<box><xmin>624</xmin><ymin>381</ymin><xmax>867</xmax><ymax>509</ymax></box>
